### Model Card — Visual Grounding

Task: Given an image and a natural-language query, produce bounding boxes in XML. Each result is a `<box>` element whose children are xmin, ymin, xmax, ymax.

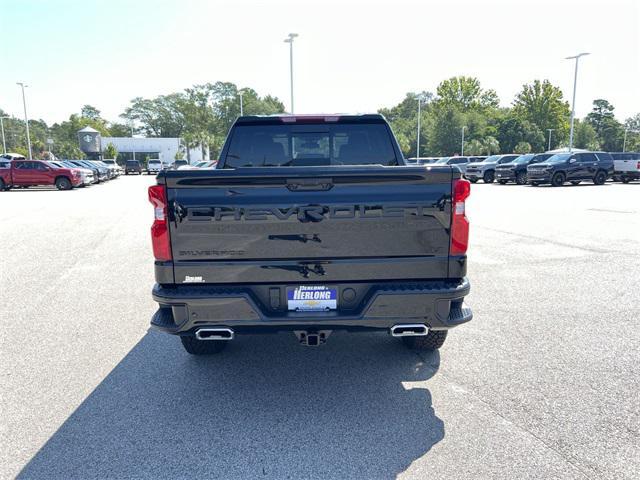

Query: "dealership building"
<box><xmin>77</xmin><ymin>127</ymin><xmax>206</xmax><ymax>164</ymax></box>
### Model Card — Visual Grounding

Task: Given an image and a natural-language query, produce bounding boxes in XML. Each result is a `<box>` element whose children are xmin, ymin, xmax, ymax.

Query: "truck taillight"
<box><xmin>148</xmin><ymin>185</ymin><xmax>172</xmax><ymax>261</ymax></box>
<box><xmin>450</xmin><ymin>179</ymin><xmax>471</xmax><ymax>256</ymax></box>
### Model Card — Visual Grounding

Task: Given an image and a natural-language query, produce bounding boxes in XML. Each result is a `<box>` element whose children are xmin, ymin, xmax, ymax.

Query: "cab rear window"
<box><xmin>224</xmin><ymin>123</ymin><xmax>398</xmax><ymax>168</ymax></box>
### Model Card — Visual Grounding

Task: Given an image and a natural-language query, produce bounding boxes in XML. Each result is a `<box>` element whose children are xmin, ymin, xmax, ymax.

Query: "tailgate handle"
<box><xmin>286</xmin><ymin>178</ymin><xmax>333</xmax><ymax>191</ymax></box>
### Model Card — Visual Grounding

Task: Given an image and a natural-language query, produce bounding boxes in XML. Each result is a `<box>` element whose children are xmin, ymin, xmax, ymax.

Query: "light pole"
<box><xmin>283</xmin><ymin>33</ymin><xmax>298</xmax><ymax>113</ymax></box>
<box><xmin>547</xmin><ymin>129</ymin><xmax>555</xmax><ymax>151</ymax></box>
<box><xmin>131</xmin><ymin>125</ymin><xmax>136</xmax><ymax>161</ymax></box>
<box><xmin>461</xmin><ymin>126</ymin><xmax>466</xmax><ymax>156</ymax></box>
<box><xmin>565</xmin><ymin>52</ymin><xmax>590</xmax><ymax>152</ymax></box>
<box><xmin>16</xmin><ymin>82</ymin><xmax>33</xmax><ymax>159</ymax></box>
<box><xmin>239</xmin><ymin>90</ymin><xmax>244</xmax><ymax>116</ymax></box>
<box><xmin>416</xmin><ymin>94</ymin><xmax>427</xmax><ymax>158</ymax></box>
<box><xmin>0</xmin><ymin>116</ymin><xmax>9</xmax><ymax>154</ymax></box>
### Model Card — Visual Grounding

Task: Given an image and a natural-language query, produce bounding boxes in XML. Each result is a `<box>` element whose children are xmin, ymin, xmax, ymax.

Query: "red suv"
<box><xmin>0</xmin><ymin>159</ymin><xmax>84</xmax><ymax>191</ymax></box>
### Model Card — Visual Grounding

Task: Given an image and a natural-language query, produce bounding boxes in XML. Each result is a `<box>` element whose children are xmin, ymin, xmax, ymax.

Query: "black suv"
<box><xmin>527</xmin><ymin>151</ymin><xmax>614</xmax><ymax>186</ymax></box>
<box><xmin>125</xmin><ymin>160</ymin><xmax>142</xmax><ymax>175</ymax></box>
<box><xmin>495</xmin><ymin>153</ymin><xmax>553</xmax><ymax>185</ymax></box>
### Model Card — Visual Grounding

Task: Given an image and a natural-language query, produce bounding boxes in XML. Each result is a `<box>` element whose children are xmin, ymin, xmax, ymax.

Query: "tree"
<box><xmin>623</xmin><ymin>114</ymin><xmax>640</xmax><ymax>152</ymax></box>
<box><xmin>104</xmin><ymin>143</ymin><xmax>118</xmax><ymax>159</ymax></box>
<box><xmin>379</xmin><ymin>92</ymin><xmax>434</xmax><ymax>157</ymax></box>
<box><xmin>497</xmin><ymin>115</ymin><xmax>544</xmax><ymax>153</ymax></box>
<box><xmin>573</xmin><ymin>120</ymin><xmax>599</xmax><ymax>150</ymax></box>
<box><xmin>512</xmin><ymin>80</ymin><xmax>570</xmax><ymax>148</ymax></box>
<box><xmin>81</xmin><ymin>105</ymin><xmax>102</xmax><ymax>121</ymax></box>
<box><xmin>514</xmin><ymin>141</ymin><xmax>531</xmax><ymax>154</ymax></box>
<box><xmin>434</xmin><ymin>76</ymin><xmax>499</xmax><ymax>112</ymax></box>
<box><xmin>482</xmin><ymin>136</ymin><xmax>500</xmax><ymax>155</ymax></box>
<box><xmin>464</xmin><ymin>139</ymin><xmax>485</xmax><ymax>155</ymax></box>
<box><xmin>121</xmin><ymin>93</ymin><xmax>187</xmax><ymax>137</ymax></box>
<box><xmin>427</xmin><ymin>107</ymin><xmax>465</xmax><ymax>155</ymax></box>
<box><xmin>586</xmin><ymin>99</ymin><xmax>623</xmax><ymax>151</ymax></box>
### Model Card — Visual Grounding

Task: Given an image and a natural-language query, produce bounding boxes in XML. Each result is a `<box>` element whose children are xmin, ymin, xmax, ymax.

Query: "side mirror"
<box><xmin>569</xmin><ymin>158</ymin><xmax>576</xmax><ymax>164</ymax></box>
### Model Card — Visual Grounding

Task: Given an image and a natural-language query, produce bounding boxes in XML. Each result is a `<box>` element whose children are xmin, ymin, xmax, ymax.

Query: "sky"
<box><xmin>1</xmin><ymin>0</ymin><xmax>638</xmax><ymax>125</ymax></box>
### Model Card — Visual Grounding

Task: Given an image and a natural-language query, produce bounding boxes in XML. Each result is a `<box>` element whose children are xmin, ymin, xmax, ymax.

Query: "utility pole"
<box><xmin>547</xmin><ymin>129</ymin><xmax>555</xmax><ymax>151</ymax></box>
<box><xmin>283</xmin><ymin>33</ymin><xmax>298</xmax><ymax>113</ymax></box>
<box><xmin>0</xmin><ymin>116</ymin><xmax>9</xmax><ymax>154</ymax></box>
<box><xmin>623</xmin><ymin>127</ymin><xmax>629</xmax><ymax>152</ymax></box>
<box><xmin>565</xmin><ymin>53</ymin><xmax>590</xmax><ymax>152</ymax></box>
<box><xmin>16</xmin><ymin>82</ymin><xmax>32</xmax><ymax>159</ymax></box>
<box><xmin>416</xmin><ymin>94</ymin><xmax>426</xmax><ymax>158</ymax></box>
<box><xmin>239</xmin><ymin>91</ymin><xmax>244</xmax><ymax>116</ymax></box>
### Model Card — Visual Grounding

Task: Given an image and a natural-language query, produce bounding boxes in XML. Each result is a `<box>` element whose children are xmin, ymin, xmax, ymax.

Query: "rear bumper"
<box><xmin>151</xmin><ymin>278</ymin><xmax>472</xmax><ymax>335</ymax></box>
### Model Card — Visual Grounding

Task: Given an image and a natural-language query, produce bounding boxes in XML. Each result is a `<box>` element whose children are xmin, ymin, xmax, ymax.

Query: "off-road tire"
<box><xmin>180</xmin><ymin>335</ymin><xmax>227</xmax><ymax>355</ymax></box>
<box><xmin>55</xmin><ymin>177</ymin><xmax>72</xmax><ymax>191</ymax></box>
<box><xmin>401</xmin><ymin>330</ymin><xmax>448</xmax><ymax>351</ymax></box>
<box><xmin>551</xmin><ymin>172</ymin><xmax>565</xmax><ymax>187</ymax></box>
<box><xmin>483</xmin><ymin>170</ymin><xmax>495</xmax><ymax>183</ymax></box>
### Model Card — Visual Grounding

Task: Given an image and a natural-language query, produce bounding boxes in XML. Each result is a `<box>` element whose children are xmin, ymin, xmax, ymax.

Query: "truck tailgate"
<box><xmin>162</xmin><ymin>166</ymin><xmax>455</xmax><ymax>284</ymax></box>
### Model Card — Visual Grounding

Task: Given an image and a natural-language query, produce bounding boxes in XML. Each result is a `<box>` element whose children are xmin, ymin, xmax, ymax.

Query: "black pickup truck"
<box><xmin>148</xmin><ymin>114</ymin><xmax>472</xmax><ymax>355</ymax></box>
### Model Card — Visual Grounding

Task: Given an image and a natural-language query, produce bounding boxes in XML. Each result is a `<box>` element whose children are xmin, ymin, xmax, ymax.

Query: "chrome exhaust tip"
<box><xmin>390</xmin><ymin>324</ymin><xmax>429</xmax><ymax>337</ymax></box>
<box><xmin>195</xmin><ymin>328</ymin><xmax>234</xmax><ymax>341</ymax></box>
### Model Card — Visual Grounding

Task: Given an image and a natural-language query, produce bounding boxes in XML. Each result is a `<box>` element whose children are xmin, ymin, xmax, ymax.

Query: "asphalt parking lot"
<box><xmin>1</xmin><ymin>176</ymin><xmax>638</xmax><ymax>479</ymax></box>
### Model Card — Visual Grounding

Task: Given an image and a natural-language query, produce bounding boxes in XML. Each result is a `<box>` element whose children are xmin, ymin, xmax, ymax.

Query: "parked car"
<box><xmin>406</xmin><ymin>157</ymin><xmax>439</xmax><ymax>165</ymax></box>
<box><xmin>69</xmin><ymin>160</ymin><xmax>109</xmax><ymax>182</ymax></box>
<box><xmin>464</xmin><ymin>154</ymin><xmax>520</xmax><ymax>183</ymax></box>
<box><xmin>87</xmin><ymin>160</ymin><xmax>116</xmax><ymax>179</ymax></box>
<box><xmin>148</xmin><ymin>113</ymin><xmax>473</xmax><ymax>355</ymax></box>
<box><xmin>177</xmin><ymin>160</ymin><xmax>211</xmax><ymax>170</ymax></box>
<box><xmin>434</xmin><ymin>156</ymin><xmax>483</xmax><ymax>174</ymax></box>
<box><xmin>101</xmin><ymin>159</ymin><xmax>123</xmax><ymax>175</ymax></box>
<box><xmin>0</xmin><ymin>153</ymin><xmax>26</xmax><ymax>162</ymax></box>
<box><xmin>61</xmin><ymin>160</ymin><xmax>99</xmax><ymax>184</ymax></box>
<box><xmin>610</xmin><ymin>152</ymin><xmax>640</xmax><ymax>183</ymax></box>
<box><xmin>169</xmin><ymin>160</ymin><xmax>189</xmax><ymax>170</ymax></box>
<box><xmin>0</xmin><ymin>159</ymin><xmax>83</xmax><ymax>190</ymax></box>
<box><xmin>125</xmin><ymin>160</ymin><xmax>142</xmax><ymax>175</ymax></box>
<box><xmin>146</xmin><ymin>159</ymin><xmax>164</xmax><ymax>175</ymax></box>
<box><xmin>527</xmin><ymin>151</ymin><xmax>614</xmax><ymax>186</ymax></box>
<box><xmin>94</xmin><ymin>160</ymin><xmax>120</xmax><ymax>178</ymax></box>
<box><xmin>49</xmin><ymin>160</ymin><xmax>94</xmax><ymax>186</ymax></box>
<box><xmin>495</xmin><ymin>153</ymin><xmax>553</xmax><ymax>185</ymax></box>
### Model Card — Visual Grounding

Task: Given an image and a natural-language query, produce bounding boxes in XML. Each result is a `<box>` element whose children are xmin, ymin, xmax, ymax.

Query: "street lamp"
<box><xmin>16</xmin><ymin>82</ymin><xmax>33</xmax><ymax>159</ymax></box>
<box><xmin>131</xmin><ymin>125</ymin><xmax>136</xmax><ymax>161</ymax></box>
<box><xmin>547</xmin><ymin>129</ymin><xmax>555</xmax><ymax>151</ymax></box>
<box><xmin>0</xmin><ymin>116</ymin><xmax>9</xmax><ymax>154</ymax></box>
<box><xmin>565</xmin><ymin>52</ymin><xmax>590</xmax><ymax>152</ymax></box>
<box><xmin>623</xmin><ymin>127</ymin><xmax>629</xmax><ymax>152</ymax></box>
<box><xmin>461</xmin><ymin>126</ymin><xmax>466</xmax><ymax>156</ymax></box>
<box><xmin>239</xmin><ymin>90</ymin><xmax>244</xmax><ymax>116</ymax></box>
<box><xmin>283</xmin><ymin>33</ymin><xmax>298</xmax><ymax>113</ymax></box>
<box><xmin>416</xmin><ymin>93</ymin><xmax>427</xmax><ymax>158</ymax></box>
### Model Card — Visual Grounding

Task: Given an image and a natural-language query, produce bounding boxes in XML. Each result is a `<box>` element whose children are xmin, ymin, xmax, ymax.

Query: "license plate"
<box><xmin>287</xmin><ymin>286</ymin><xmax>337</xmax><ymax>311</ymax></box>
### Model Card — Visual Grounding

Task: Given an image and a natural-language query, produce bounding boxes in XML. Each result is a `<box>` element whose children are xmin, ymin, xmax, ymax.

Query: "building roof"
<box><xmin>78</xmin><ymin>126</ymin><xmax>99</xmax><ymax>133</ymax></box>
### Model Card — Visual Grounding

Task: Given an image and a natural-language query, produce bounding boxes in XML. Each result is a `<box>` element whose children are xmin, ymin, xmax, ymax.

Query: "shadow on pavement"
<box><xmin>18</xmin><ymin>331</ymin><xmax>443</xmax><ymax>479</ymax></box>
